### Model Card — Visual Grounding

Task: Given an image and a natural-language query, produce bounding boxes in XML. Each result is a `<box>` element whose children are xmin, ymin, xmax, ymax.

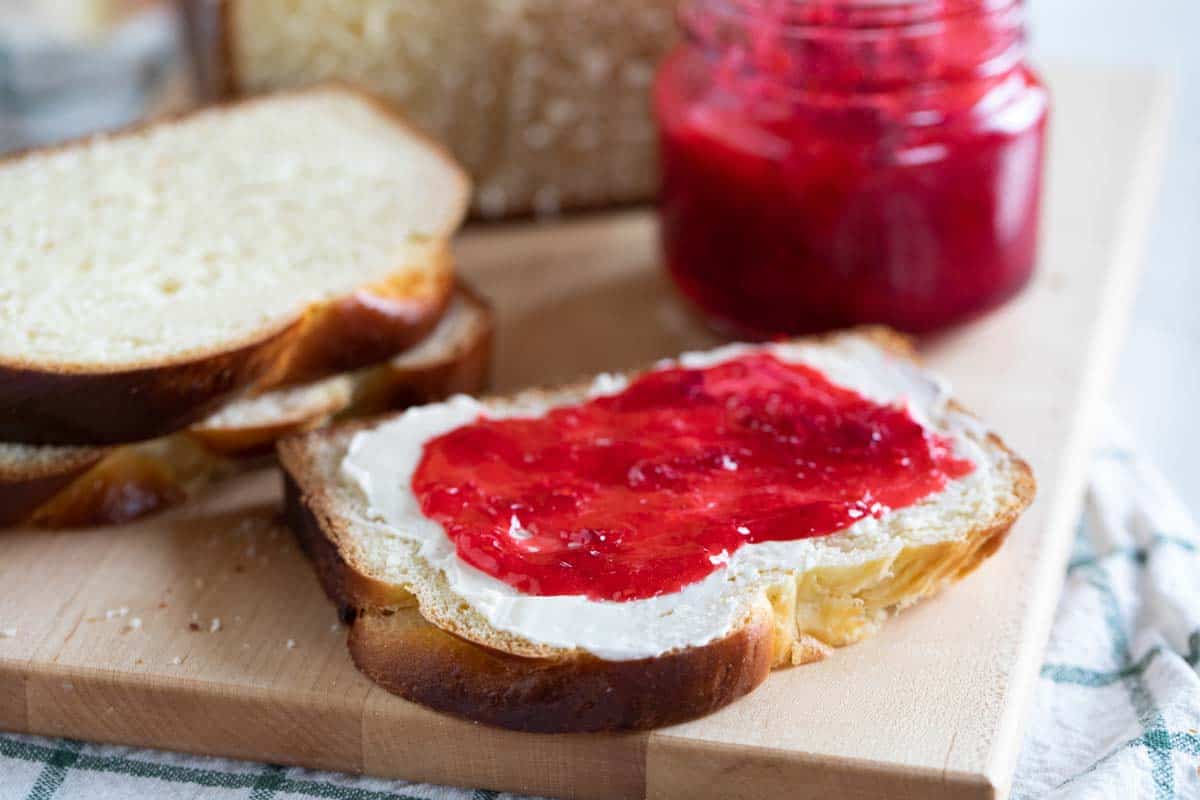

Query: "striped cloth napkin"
<box><xmin>2</xmin><ymin>414</ymin><xmax>1198</xmax><ymax>800</ymax></box>
<box><xmin>1013</xmin><ymin>415</ymin><xmax>1200</xmax><ymax>798</ymax></box>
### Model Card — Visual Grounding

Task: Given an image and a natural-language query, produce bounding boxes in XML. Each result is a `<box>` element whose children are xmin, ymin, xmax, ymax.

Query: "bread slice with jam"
<box><xmin>278</xmin><ymin>328</ymin><xmax>1035</xmax><ymax>732</ymax></box>
<box><xmin>0</xmin><ymin>84</ymin><xmax>468</xmax><ymax>446</ymax></box>
<box><xmin>0</xmin><ymin>287</ymin><xmax>492</xmax><ymax>529</ymax></box>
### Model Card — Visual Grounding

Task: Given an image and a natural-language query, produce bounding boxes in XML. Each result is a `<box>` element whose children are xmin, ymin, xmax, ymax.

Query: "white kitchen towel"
<box><xmin>1012</xmin><ymin>415</ymin><xmax>1200</xmax><ymax>799</ymax></box>
<box><xmin>1</xmin><ymin>414</ymin><xmax>1197</xmax><ymax>799</ymax></box>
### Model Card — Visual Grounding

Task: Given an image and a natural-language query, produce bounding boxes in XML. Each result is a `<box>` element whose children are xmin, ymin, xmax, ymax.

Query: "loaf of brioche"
<box><xmin>183</xmin><ymin>0</ymin><xmax>676</xmax><ymax>217</ymax></box>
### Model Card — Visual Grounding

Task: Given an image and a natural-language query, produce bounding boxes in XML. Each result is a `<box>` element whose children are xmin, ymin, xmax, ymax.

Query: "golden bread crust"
<box><xmin>0</xmin><ymin>325</ymin><xmax>296</xmax><ymax>446</ymax></box>
<box><xmin>348</xmin><ymin>282</ymin><xmax>495</xmax><ymax>416</ymax></box>
<box><xmin>3</xmin><ymin>289</ymin><xmax>493</xmax><ymax>528</ymax></box>
<box><xmin>349</xmin><ymin>606</ymin><xmax>773</xmax><ymax>733</ymax></box>
<box><xmin>254</xmin><ymin>243</ymin><xmax>456</xmax><ymax>392</ymax></box>
<box><xmin>0</xmin><ymin>455</ymin><xmax>105</xmax><ymax>526</ymax></box>
<box><xmin>0</xmin><ymin>253</ymin><xmax>454</xmax><ymax>446</ymax></box>
<box><xmin>282</xmin><ymin>460</ymin><xmax>420</xmax><ymax>614</ymax></box>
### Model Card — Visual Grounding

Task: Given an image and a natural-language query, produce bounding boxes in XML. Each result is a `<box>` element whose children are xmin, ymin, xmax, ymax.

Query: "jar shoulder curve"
<box><xmin>655</xmin><ymin>43</ymin><xmax>1049</xmax><ymax>141</ymax></box>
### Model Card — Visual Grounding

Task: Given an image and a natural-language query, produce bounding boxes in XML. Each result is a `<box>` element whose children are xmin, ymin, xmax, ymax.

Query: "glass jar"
<box><xmin>654</xmin><ymin>0</ymin><xmax>1049</xmax><ymax>335</ymax></box>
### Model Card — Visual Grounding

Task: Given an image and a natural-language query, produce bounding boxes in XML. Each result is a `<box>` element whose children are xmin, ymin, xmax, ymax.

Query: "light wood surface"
<box><xmin>0</xmin><ymin>65</ymin><xmax>1170</xmax><ymax>799</ymax></box>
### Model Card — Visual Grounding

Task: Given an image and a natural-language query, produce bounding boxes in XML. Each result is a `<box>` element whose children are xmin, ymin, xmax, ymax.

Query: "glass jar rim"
<box><xmin>683</xmin><ymin>0</ymin><xmax>1024</xmax><ymax>38</ymax></box>
<box><xmin>677</xmin><ymin>0</ymin><xmax>1028</xmax><ymax>96</ymax></box>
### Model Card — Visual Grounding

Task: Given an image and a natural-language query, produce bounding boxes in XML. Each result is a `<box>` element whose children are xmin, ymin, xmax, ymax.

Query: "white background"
<box><xmin>1030</xmin><ymin>2</ymin><xmax>1199</xmax><ymax>514</ymax></box>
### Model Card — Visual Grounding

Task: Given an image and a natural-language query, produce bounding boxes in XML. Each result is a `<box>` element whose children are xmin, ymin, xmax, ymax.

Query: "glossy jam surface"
<box><xmin>655</xmin><ymin>0</ymin><xmax>1049</xmax><ymax>335</ymax></box>
<box><xmin>412</xmin><ymin>353</ymin><xmax>973</xmax><ymax>601</ymax></box>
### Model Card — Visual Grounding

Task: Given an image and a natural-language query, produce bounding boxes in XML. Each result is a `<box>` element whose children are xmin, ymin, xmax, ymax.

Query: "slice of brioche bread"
<box><xmin>0</xmin><ymin>288</ymin><xmax>492</xmax><ymax>529</ymax></box>
<box><xmin>278</xmin><ymin>329</ymin><xmax>1034</xmax><ymax>732</ymax></box>
<box><xmin>0</xmin><ymin>84</ymin><xmax>468</xmax><ymax>446</ymax></box>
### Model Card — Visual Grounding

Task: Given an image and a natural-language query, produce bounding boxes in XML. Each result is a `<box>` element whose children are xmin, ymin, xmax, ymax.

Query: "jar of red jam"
<box><xmin>655</xmin><ymin>0</ymin><xmax>1049</xmax><ymax>335</ymax></box>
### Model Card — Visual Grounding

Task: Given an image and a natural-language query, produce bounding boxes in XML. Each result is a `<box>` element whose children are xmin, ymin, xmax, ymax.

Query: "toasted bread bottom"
<box><xmin>351</xmin><ymin>607</ymin><xmax>774</xmax><ymax>733</ymax></box>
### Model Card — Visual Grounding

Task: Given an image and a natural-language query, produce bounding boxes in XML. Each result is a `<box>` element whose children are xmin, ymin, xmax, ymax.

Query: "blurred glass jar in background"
<box><xmin>0</xmin><ymin>0</ymin><xmax>178</xmax><ymax>154</ymax></box>
<box><xmin>655</xmin><ymin>0</ymin><xmax>1049</xmax><ymax>335</ymax></box>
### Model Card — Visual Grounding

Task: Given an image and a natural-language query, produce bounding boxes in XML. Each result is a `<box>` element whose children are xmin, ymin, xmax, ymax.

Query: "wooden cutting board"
<box><xmin>0</xmin><ymin>65</ymin><xmax>1170</xmax><ymax>799</ymax></box>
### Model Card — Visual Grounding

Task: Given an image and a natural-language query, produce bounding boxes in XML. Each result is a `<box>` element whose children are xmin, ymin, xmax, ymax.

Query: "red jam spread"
<box><xmin>412</xmin><ymin>352</ymin><xmax>973</xmax><ymax>602</ymax></box>
<box><xmin>654</xmin><ymin>0</ymin><xmax>1049</xmax><ymax>335</ymax></box>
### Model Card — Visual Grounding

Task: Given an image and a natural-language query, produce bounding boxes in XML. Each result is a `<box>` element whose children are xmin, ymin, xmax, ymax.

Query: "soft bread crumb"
<box><xmin>0</xmin><ymin>88</ymin><xmax>466</xmax><ymax>368</ymax></box>
<box><xmin>197</xmin><ymin>376</ymin><xmax>352</xmax><ymax>430</ymax></box>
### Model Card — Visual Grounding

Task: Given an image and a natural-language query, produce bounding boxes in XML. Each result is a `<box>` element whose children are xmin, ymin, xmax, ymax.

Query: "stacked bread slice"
<box><xmin>0</xmin><ymin>85</ymin><xmax>492</xmax><ymax>528</ymax></box>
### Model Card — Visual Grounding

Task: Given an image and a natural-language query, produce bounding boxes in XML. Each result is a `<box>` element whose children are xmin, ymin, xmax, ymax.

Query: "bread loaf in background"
<box><xmin>184</xmin><ymin>0</ymin><xmax>677</xmax><ymax>217</ymax></box>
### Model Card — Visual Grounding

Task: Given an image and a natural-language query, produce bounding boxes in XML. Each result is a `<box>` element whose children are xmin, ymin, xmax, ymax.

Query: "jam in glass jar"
<box><xmin>654</xmin><ymin>0</ymin><xmax>1049</xmax><ymax>335</ymax></box>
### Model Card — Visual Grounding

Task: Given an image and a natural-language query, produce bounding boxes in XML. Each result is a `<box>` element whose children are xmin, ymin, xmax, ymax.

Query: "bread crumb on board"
<box><xmin>286</xmin><ymin>639</ymin><xmax>296</xmax><ymax>650</ymax></box>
